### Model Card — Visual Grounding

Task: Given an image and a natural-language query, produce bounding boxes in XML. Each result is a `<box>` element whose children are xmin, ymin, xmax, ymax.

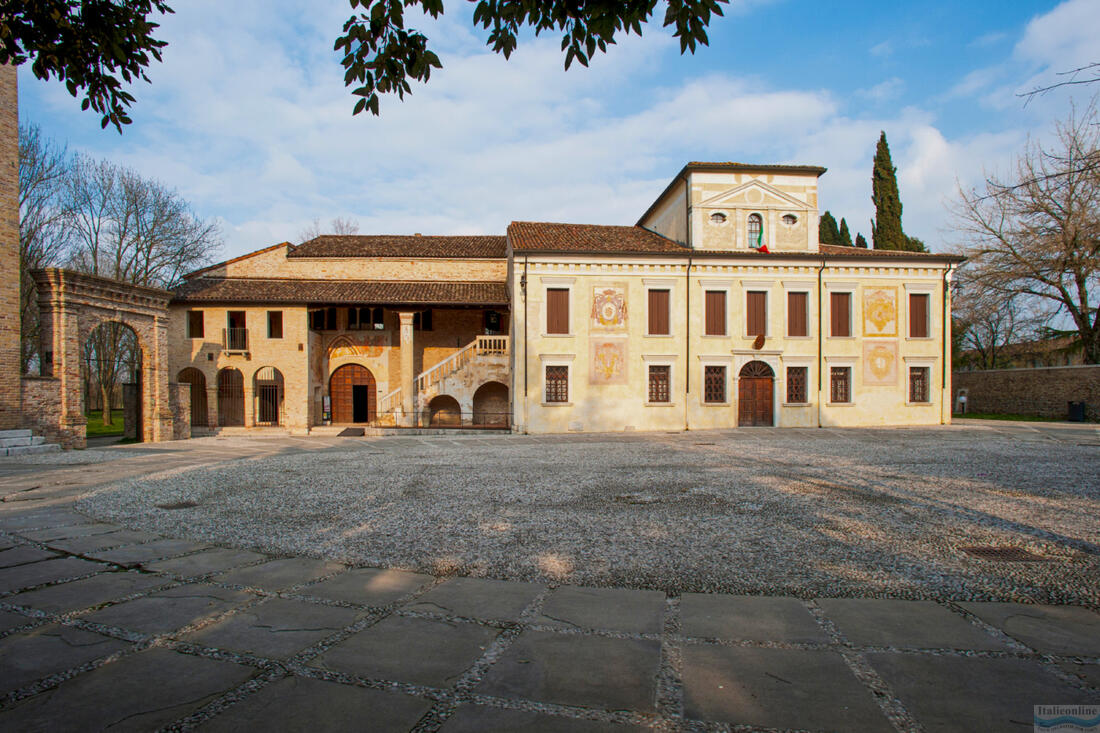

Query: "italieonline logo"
<box><xmin>1035</xmin><ymin>706</ymin><xmax>1100</xmax><ymax>732</ymax></box>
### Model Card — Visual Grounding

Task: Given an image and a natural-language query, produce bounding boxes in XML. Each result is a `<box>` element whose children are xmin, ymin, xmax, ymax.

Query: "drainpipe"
<box><xmin>522</xmin><ymin>256</ymin><xmax>529</xmax><ymax>434</ymax></box>
<box><xmin>684</xmin><ymin>252</ymin><xmax>692</xmax><ymax>431</ymax></box>
<box><xmin>817</xmin><ymin>257</ymin><xmax>826</xmax><ymax>428</ymax></box>
<box><xmin>941</xmin><ymin>264</ymin><xmax>953</xmax><ymax>425</ymax></box>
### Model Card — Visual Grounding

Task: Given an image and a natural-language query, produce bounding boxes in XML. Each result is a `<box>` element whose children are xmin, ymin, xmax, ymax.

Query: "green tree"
<box><xmin>838</xmin><ymin>217</ymin><xmax>853</xmax><ymax>247</ymax></box>
<box><xmin>871</xmin><ymin>131</ymin><xmax>907</xmax><ymax>250</ymax></box>
<box><xmin>854</xmin><ymin>232</ymin><xmax>869</xmax><ymax>249</ymax></box>
<box><xmin>906</xmin><ymin>235</ymin><xmax>927</xmax><ymax>252</ymax></box>
<box><xmin>819</xmin><ymin>210</ymin><xmax>840</xmax><ymax>245</ymax></box>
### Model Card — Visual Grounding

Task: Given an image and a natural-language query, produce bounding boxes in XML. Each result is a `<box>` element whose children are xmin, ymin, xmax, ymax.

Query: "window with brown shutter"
<box><xmin>545</xmin><ymin>365</ymin><xmax>569</xmax><ymax>402</ymax></box>
<box><xmin>267</xmin><ymin>311</ymin><xmax>283</xmax><ymax>339</ymax></box>
<box><xmin>787</xmin><ymin>366</ymin><xmax>808</xmax><ymax>403</ymax></box>
<box><xmin>705</xmin><ymin>290</ymin><xmax>726</xmax><ymax>335</ymax></box>
<box><xmin>909</xmin><ymin>367</ymin><xmax>930</xmax><ymax>402</ymax></box>
<box><xmin>546</xmin><ymin>288</ymin><xmax>570</xmax><ymax>334</ymax></box>
<box><xmin>830</xmin><ymin>292</ymin><xmax>851</xmax><ymax>337</ymax></box>
<box><xmin>186</xmin><ymin>310</ymin><xmax>204</xmax><ymax>339</ymax></box>
<box><xmin>648</xmin><ymin>289</ymin><xmax>670</xmax><ymax>335</ymax></box>
<box><xmin>830</xmin><ymin>366</ymin><xmax>851</xmax><ymax>403</ymax></box>
<box><xmin>746</xmin><ymin>291</ymin><xmax>767</xmax><ymax>337</ymax></box>
<box><xmin>909</xmin><ymin>293</ymin><xmax>930</xmax><ymax>338</ymax></box>
<box><xmin>648</xmin><ymin>365</ymin><xmax>670</xmax><ymax>403</ymax></box>
<box><xmin>787</xmin><ymin>292</ymin><xmax>808</xmax><ymax>337</ymax></box>
<box><xmin>704</xmin><ymin>365</ymin><xmax>726</xmax><ymax>403</ymax></box>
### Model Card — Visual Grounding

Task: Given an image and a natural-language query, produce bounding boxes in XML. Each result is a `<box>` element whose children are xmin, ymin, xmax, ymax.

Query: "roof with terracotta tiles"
<box><xmin>289</xmin><ymin>234</ymin><xmax>507</xmax><ymax>259</ymax></box>
<box><xmin>508</xmin><ymin>221</ymin><xmax>689</xmax><ymax>254</ymax></box>
<box><xmin>818</xmin><ymin>244</ymin><xmax>965</xmax><ymax>261</ymax></box>
<box><xmin>172</xmin><ymin>278</ymin><xmax>510</xmax><ymax>306</ymax></box>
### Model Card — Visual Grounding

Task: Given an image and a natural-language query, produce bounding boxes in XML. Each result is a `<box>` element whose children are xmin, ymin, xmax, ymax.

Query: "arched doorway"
<box><xmin>83</xmin><ymin>321</ymin><xmax>142</xmax><ymax>440</ymax></box>
<box><xmin>178</xmin><ymin>368</ymin><xmax>208</xmax><ymax>427</ymax></box>
<box><xmin>330</xmin><ymin>364</ymin><xmax>376</xmax><ymax>423</ymax></box>
<box><xmin>429</xmin><ymin>395</ymin><xmax>461</xmax><ymax>426</ymax></box>
<box><xmin>254</xmin><ymin>367</ymin><xmax>284</xmax><ymax>426</ymax></box>
<box><xmin>217</xmin><ymin>368</ymin><xmax>245</xmax><ymax>426</ymax></box>
<box><xmin>738</xmin><ymin>361</ymin><xmax>774</xmax><ymax>427</ymax></box>
<box><xmin>472</xmin><ymin>381</ymin><xmax>509</xmax><ymax>426</ymax></box>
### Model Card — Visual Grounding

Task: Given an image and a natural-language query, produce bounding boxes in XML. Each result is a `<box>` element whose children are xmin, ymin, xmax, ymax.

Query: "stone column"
<box><xmin>399</xmin><ymin>311</ymin><xmax>416</xmax><ymax>427</ymax></box>
<box><xmin>243</xmin><ymin>383</ymin><xmax>254</xmax><ymax>428</ymax></box>
<box><xmin>0</xmin><ymin>65</ymin><xmax>21</xmax><ymax>428</ymax></box>
<box><xmin>206</xmin><ymin>385</ymin><xmax>218</xmax><ymax>428</ymax></box>
<box><xmin>150</xmin><ymin>317</ymin><xmax>173</xmax><ymax>441</ymax></box>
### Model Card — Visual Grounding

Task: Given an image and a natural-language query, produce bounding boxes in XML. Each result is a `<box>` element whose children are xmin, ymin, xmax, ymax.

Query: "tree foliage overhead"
<box><xmin>870</xmin><ymin>131</ymin><xmax>909</xmax><ymax>251</ymax></box>
<box><xmin>336</xmin><ymin>0</ymin><xmax>728</xmax><ymax>116</ymax></box>
<box><xmin>819</xmin><ymin>210</ymin><xmax>840</xmax><ymax>245</ymax></box>
<box><xmin>0</xmin><ymin>1</ymin><xmax>173</xmax><ymax>131</ymax></box>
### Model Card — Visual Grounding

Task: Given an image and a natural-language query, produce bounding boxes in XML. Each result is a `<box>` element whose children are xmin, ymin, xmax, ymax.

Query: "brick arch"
<box><xmin>428</xmin><ymin>394</ymin><xmax>461</xmax><ymax>426</ymax></box>
<box><xmin>472</xmin><ymin>381</ymin><xmax>509</xmax><ymax>426</ymax></box>
<box><xmin>329</xmin><ymin>363</ymin><xmax>376</xmax><ymax>424</ymax></box>
<box><xmin>31</xmin><ymin>269</ymin><xmax>173</xmax><ymax>448</ymax></box>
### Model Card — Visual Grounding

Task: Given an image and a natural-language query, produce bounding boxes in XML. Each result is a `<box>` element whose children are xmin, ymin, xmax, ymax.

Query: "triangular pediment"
<box><xmin>698</xmin><ymin>180</ymin><xmax>809</xmax><ymax>210</ymax></box>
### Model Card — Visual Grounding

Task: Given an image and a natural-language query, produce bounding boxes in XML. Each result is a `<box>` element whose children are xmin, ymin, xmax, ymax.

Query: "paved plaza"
<box><xmin>0</xmin><ymin>422</ymin><xmax>1097</xmax><ymax>731</ymax></box>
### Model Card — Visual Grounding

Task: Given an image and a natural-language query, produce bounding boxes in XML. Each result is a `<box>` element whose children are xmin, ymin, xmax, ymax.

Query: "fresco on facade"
<box><xmin>863</xmin><ymin>287</ymin><xmax>897</xmax><ymax>337</ymax></box>
<box><xmin>328</xmin><ymin>334</ymin><xmax>387</xmax><ymax>360</ymax></box>
<box><xmin>590</xmin><ymin>339</ymin><xmax>628</xmax><ymax>384</ymax></box>
<box><xmin>591</xmin><ymin>285</ymin><xmax>628</xmax><ymax>330</ymax></box>
<box><xmin>863</xmin><ymin>340</ymin><xmax>899</xmax><ymax>386</ymax></box>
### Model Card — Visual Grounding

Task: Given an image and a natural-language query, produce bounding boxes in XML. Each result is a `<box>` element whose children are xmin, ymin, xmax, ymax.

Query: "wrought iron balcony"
<box><xmin>222</xmin><ymin>328</ymin><xmax>249</xmax><ymax>352</ymax></box>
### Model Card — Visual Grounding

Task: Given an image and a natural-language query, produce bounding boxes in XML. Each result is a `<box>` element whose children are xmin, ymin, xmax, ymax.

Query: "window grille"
<box><xmin>648</xmin><ymin>365</ymin><xmax>670</xmax><ymax>403</ymax></box>
<box><xmin>787</xmin><ymin>366</ymin><xmax>808</xmax><ymax>403</ymax></box>
<box><xmin>909</xmin><ymin>367</ymin><xmax>929</xmax><ymax>403</ymax></box>
<box><xmin>545</xmin><ymin>366</ymin><xmax>568</xmax><ymax>402</ymax></box>
<box><xmin>704</xmin><ymin>365</ymin><xmax>726</xmax><ymax>403</ymax></box>
<box><xmin>830</xmin><ymin>366</ymin><xmax>851</xmax><ymax>403</ymax></box>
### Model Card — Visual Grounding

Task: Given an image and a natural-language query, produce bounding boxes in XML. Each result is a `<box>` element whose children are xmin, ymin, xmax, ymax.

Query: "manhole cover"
<box><xmin>156</xmin><ymin>501</ymin><xmax>199</xmax><ymax>510</ymax></box>
<box><xmin>960</xmin><ymin>546</ymin><xmax>1047</xmax><ymax>562</ymax></box>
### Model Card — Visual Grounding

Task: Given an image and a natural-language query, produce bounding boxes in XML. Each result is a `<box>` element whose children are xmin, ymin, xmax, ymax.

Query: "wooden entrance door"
<box><xmin>330</xmin><ymin>364</ymin><xmax>376</xmax><ymax>423</ymax></box>
<box><xmin>737</xmin><ymin>361</ymin><xmax>774</xmax><ymax>427</ymax></box>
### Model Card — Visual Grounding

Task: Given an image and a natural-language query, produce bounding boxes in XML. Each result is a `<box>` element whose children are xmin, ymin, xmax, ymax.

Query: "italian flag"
<box><xmin>756</xmin><ymin>226</ymin><xmax>770</xmax><ymax>254</ymax></box>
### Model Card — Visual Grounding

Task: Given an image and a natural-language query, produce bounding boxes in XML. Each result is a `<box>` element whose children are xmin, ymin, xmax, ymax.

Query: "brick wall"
<box><xmin>953</xmin><ymin>365</ymin><xmax>1100</xmax><ymax>422</ymax></box>
<box><xmin>0</xmin><ymin>66</ymin><xmax>21</xmax><ymax>428</ymax></box>
<box><xmin>169</xmin><ymin>382</ymin><xmax>191</xmax><ymax>440</ymax></box>
<box><xmin>21</xmin><ymin>376</ymin><xmax>67</xmax><ymax>447</ymax></box>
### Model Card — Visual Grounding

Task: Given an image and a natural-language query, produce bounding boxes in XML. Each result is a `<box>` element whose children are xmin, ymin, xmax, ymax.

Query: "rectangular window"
<box><xmin>746</xmin><ymin>291</ymin><xmax>767</xmax><ymax>337</ymax></box>
<box><xmin>546</xmin><ymin>288</ymin><xmax>570</xmax><ymax>334</ymax></box>
<box><xmin>787</xmin><ymin>366</ymin><xmax>808</xmax><ymax>403</ymax></box>
<box><xmin>484</xmin><ymin>310</ymin><xmax>502</xmax><ymax>335</ymax></box>
<box><xmin>226</xmin><ymin>310</ymin><xmax>247</xmax><ymax>351</ymax></box>
<box><xmin>648</xmin><ymin>289</ymin><xmax>670</xmax><ymax>335</ymax></box>
<box><xmin>830</xmin><ymin>366</ymin><xmax>851</xmax><ymax>403</ymax></box>
<box><xmin>309</xmin><ymin>307</ymin><xmax>337</xmax><ymax>331</ymax></box>
<box><xmin>909</xmin><ymin>293</ymin><xmax>930</xmax><ymax>338</ymax></box>
<box><xmin>787</xmin><ymin>292</ymin><xmax>808</xmax><ymax>337</ymax></box>
<box><xmin>909</xmin><ymin>366</ymin><xmax>930</xmax><ymax>403</ymax></box>
<box><xmin>413</xmin><ymin>310</ymin><xmax>433</xmax><ymax>331</ymax></box>
<box><xmin>648</xmin><ymin>365</ymin><xmax>670</xmax><ymax>403</ymax></box>
<box><xmin>705</xmin><ymin>290</ymin><xmax>727</xmax><ymax>335</ymax></box>
<box><xmin>267</xmin><ymin>311</ymin><xmax>283</xmax><ymax>339</ymax></box>
<box><xmin>830</xmin><ymin>292</ymin><xmax>851</xmax><ymax>337</ymax></box>
<box><xmin>186</xmin><ymin>310</ymin><xmax>204</xmax><ymax>339</ymax></box>
<box><xmin>545</xmin><ymin>365</ymin><xmax>569</xmax><ymax>403</ymax></box>
<box><xmin>704</xmin><ymin>365</ymin><xmax>726</xmax><ymax>403</ymax></box>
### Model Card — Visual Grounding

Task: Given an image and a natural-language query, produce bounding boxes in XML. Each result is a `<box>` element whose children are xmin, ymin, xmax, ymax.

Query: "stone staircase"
<box><xmin>0</xmin><ymin>429</ymin><xmax>61</xmax><ymax>457</ymax></box>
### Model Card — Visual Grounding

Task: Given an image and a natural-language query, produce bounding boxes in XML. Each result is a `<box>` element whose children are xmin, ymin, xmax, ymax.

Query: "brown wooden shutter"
<box><xmin>546</xmin><ymin>289</ymin><xmax>569</xmax><ymax>334</ymax></box>
<box><xmin>787</xmin><ymin>292</ymin><xmax>808</xmax><ymax>337</ymax></box>
<box><xmin>909</xmin><ymin>293</ymin><xmax>929</xmax><ymax>338</ymax></box>
<box><xmin>648</xmin><ymin>289</ymin><xmax>670</xmax><ymax>335</ymax></box>
<box><xmin>705</xmin><ymin>291</ymin><xmax>726</xmax><ymax>335</ymax></box>
<box><xmin>830</xmin><ymin>292</ymin><xmax>850</xmax><ymax>337</ymax></box>
<box><xmin>746</xmin><ymin>291</ymin><xmax>767</xmax><ymax>337</ymax></box>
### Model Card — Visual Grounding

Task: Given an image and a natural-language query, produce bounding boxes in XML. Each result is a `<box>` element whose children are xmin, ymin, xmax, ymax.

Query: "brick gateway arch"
<box><xmin>26</xmin><ymin>268</ymin><xmax>187</xmax><ymax>448</ymax></box>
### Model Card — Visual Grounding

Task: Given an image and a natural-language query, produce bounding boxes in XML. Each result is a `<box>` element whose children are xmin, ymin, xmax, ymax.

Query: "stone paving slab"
<box><xmin>404</xmin><ymin>577</ymin><xmax>544</xmax><ymax>622</ymax></box>
<box><xmin>0</xmin><ymin>623</ymin><xmax>129</xmax><ymax>694</ymax></box>
<box><xmin>477</xmin><ymin>630</ymin><xmax>661</xmax><ymax>712</ymax></box>
<box><xmin>0</xmin><ymin>510</ymin><xmax>93</xmax><ymax>531</ymax></box>
<box><xmin>1060</xmin><ymin>662</ymin><xmax>1100</xmax><ymax>690</ymax></box>
<box><xmin>303</xmin><ymin>567</ymin><xmax>434</xmax><ymax>607</ymax></box>
<box><xmin>439</xmin><ymin>705</ymin><xmax>650</xmax><ymax>732</ymax></box>
<box><xmin>7</xmin><ymin>571</ymin><xmax>168</xmax><ymax>614</ymax></box>
<box><xmin>681</xmin><ymin>643</ymin><xmax>893</xmax><ymax>731</ymax></box>
<box><xmin>146</xmin><ymin>547</ymin><xmax>269</xmax><ymax>576</ymax></box>
<box><xmin>214</xmin><ymin>557</ymin><xmax>346</xmax><ymax>592</ymax></box>
<box><xmin>183</xmin><ymin>597</ymin><xmax>361</xmax><ymax>659</ymax></box>
<box><xmin>0</xmin><ymin>648</ymin><xmax>256</xmax><ymax>733</ymax></box>
<box><xmin>680</xmin><ymin>593</ymin><xmax>828</xmax><ymax>644</ymax></box>
<box><xmin>533</xmin><ymin>586</ymin><xmax>665</xmax><ymax>634</ymax></box>
<box><xmin>0</xmin><ymin>556</ymin><xmax>107</xmax><ymax>593</ymax></box>
<box><xmin>818</xmin><ymin>598</ymin><xmax>1009</xmax><ymax>650</ymax></box>
<box><xmin>960</xmin><ymin>602</ymin><xmax>1100</xmax><ymax>656</ymax></box>
<box><xmin>20</xmin><ymin>523</ymin><xmax>122</xmax><ymax>542</ymax></box>
<box><xmin>866</xmin><ymin>652</ymin><xmax>1098</xmax><ymax>733</ymax></box>
<box><xmin>0</xmin><ymin>545</ymin><xmax>60</xmax><ymax>568</ymax></box>
<box><xmin>45</xmin><ymin>529</ymin><xmax>161</xmax><ymax>555</ymax></box>
<box><xmin>85</xmin><ymin>583</ymin><xmax>256</xmax><ymax>635</ymax></box>
<box><xmin>197</xmin><ymin>675</ymin><xmax>432</xmax><ymax>732</ymax></box>
<box><xmin>91</xmin><ymin>538</ymin><xmax>212</xmax><ymax>566</ymax></box>
<box><xmin>310</xmin><ymin>614</ymin><xmax>499</xmax><ymax>688</ymax></box>
<box><xmin>0</xmin><ymin>609</ymin><xmax>32</xmax><ymax>633</ymax></box>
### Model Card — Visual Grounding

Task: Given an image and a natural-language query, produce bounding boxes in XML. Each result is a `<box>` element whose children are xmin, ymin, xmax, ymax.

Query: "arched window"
<box><xmin>747</xmin><ymin>213</ymin><xmax>763</xmax><ymax>248</ymax></box>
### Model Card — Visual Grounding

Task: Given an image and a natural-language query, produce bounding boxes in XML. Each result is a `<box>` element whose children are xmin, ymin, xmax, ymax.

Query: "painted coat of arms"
<box><xmin>863</xmin><ymin>288</ymin><xmax>897</xmax><ymax>337</ymax></box>
<box><xmin>590</xmin><ymin>339</ymin><xmax>627</xmax><ymax>384</ymax></box>
<box><xmin>591</xmin><ymin>286</ymin><xmax>627</xmax><ymax>330</ymax></box>
<box><xmin>862</xmin><ymin>340</ymin><xmax>898</xmax><ymax>386</ymax></box>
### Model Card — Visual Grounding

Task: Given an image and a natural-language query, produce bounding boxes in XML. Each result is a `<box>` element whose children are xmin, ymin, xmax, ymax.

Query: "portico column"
<box><xmin>399</xmin><ymin>311</ymin><xmax>415</xmax><ymax>427</ymax></box>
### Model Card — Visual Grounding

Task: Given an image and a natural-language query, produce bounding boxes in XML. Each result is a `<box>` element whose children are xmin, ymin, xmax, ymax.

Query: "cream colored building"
<box><xmin>169</xmin><ymin>162</ymin><xmax>962</xmax><ymax>434</ymax></box>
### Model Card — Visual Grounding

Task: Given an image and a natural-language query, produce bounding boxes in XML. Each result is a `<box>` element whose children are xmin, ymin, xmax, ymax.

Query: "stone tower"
<box><xmin>0</xmin><ymin>65</ymin><xmax>20</xmax><ymax>428</ymax></box>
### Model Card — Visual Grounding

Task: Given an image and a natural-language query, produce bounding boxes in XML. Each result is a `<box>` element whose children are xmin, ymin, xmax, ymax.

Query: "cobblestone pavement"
<box><xmin>0</xmin><ymin>424</ymin><xmax>1097</xmax><ymax>732</ymax></box>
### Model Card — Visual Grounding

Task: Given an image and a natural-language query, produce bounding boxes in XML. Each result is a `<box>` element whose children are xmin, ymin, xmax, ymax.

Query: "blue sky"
<box><xmin>17</xmin><ymin>0</ymin><xmax>1099</xmax><ymax>259</ymax></box>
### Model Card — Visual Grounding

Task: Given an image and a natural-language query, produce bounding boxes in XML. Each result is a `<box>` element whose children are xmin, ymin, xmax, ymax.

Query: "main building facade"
<box><xmin>169</xmin><ymin>162</ymin><xmax>962</xmax><ymax>434</ymax></box>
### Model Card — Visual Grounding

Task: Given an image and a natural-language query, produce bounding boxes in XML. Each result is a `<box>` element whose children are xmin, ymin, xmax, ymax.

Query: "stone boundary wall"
<box><xmin>169</xmin><ymin>383</ymin><xmax>191</xmax><ymax>440</ymax></box>
<box><xmin>953</xmin><ymin>365</ymin><xmax>1100</xmax><ymax>422</ymax></box>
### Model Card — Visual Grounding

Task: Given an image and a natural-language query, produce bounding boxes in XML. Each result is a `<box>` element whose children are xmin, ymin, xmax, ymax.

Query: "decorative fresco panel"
<box><xmin>863</xmin><ymin>287</ymin><xmax>898</xmax><ymax>337</ymax></box>
<box><xmin>590</xmin><ymin>339</ymin><xmax>628</xmax><ymax>385</ymax></box>
<box><xmin>328</xmin><ymin>333</ymin><xmax>387</xmax><ymax>360</ymax></box>
<box><xmin>863</xmin><ymin>340</ymin><xmax>899</xmax><ymax>386</ymax></box>
<box><xmin>591</xmin><ymin>285</ymin><xmax>628</xmax><ymax>330</ymax></box>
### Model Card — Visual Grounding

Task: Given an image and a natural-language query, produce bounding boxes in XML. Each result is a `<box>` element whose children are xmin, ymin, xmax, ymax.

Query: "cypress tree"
<box><xmin>905</xmin><ymin>235</ymin><xmax>927</xmax><ymax>252</ymax></box>
<box><xmin>855</xmin><ymin>232</ymin><xmax>869</xmax><ymax>249</ymax></box>
<box><xmin>838</xmin><ymin>218</ymin><xmax>853</xmax><ymax>247</ymax></box>
<box><xmin>871</xmin><ymin>131</ymin><xmax>906</xmax><ymax>250</ymax></box>
<box><xmin>819</xmin><ymin>210</ymin><xmax>841</xmax><ymax>245</ymax></box>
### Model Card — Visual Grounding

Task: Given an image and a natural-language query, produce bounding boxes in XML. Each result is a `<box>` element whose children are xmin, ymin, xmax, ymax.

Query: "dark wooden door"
<box><xmin>217</xmin><ymin>369</ymin><xmax>244</xmax><ymax>426</ymax></box>
<box><xmin>738</xmin><ymin>361</ymin><xmax>774</xmax><ymax>427</ymax></box>
<box><xmin>330</xmin><ymin>364</ymin><xmax>376</xmax><ymax>423</ymax></box>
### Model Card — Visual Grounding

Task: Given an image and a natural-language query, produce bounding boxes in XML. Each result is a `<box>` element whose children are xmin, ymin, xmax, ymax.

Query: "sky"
<box><xmin>17</xmin><ymin>0</ymin><xmax>1100</xmax><ymax>260</ymax></box>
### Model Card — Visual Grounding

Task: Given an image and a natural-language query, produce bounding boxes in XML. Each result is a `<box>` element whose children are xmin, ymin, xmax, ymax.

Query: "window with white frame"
<box><xmin>545</xmin><ymin>365</ymin><xmax>569</xmax><ymax>403</ymax></box>
<box><xmin>648</xmin><ymin>365</ymin><xmax>671</xmax><ymax>403</ymax></box>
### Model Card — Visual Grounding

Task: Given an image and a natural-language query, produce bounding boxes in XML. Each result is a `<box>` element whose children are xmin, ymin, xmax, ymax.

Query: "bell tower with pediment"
<box><xmin>636</xmin><ymin>162</ymin><xmax>826</xmax><ymax>254</ymax></box>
